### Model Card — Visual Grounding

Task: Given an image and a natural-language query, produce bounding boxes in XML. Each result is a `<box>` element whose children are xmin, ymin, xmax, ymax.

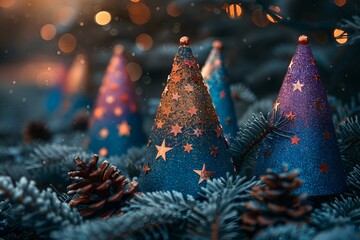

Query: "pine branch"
<box><xmin>337</xmin><ymin>117</ymin><xmax>360</xmax><ymax>173</ymax></box>
<box><xmin>254</xmin><ymin>224</ymin><xmax>316</xmax><ymax>240</ymax></box>
<box><xmin>230</xmin><ymin>109</ymin><xmax>292</xmax><ymax>174</ymax></box>
<box><xmin>311</xmin><ymin>196</ymin><xmax>360</xmax><ymax>230</ymax></box>
<box><xmin>339</xmin><ymin>16</ymin><xmax>360</xmax><ymax>45</ymax></box>
<box><xmin>0</xmin><ymin>176</ymin><xmax>82</xmax><ymax>239</ymax></box>
<box><xmin>231</xmin><ymin>83</ymin><xmax>257</xmax><ymax>103</ymax></box>
<box><xmin>107</xmin><ymin>146</ymin><xmax>147</xmax><ymax>179</ymax></box>
<box><xmin>346</xmin><ymin>164</ymin><xmax>360</xmax><ymax>197</ymax></box>
<box><xmin>238</xmin><ymin>98</ymin><xmax>275</xmax><ymax>125</ymax></box>
<box><xmin>332</xmin><ymin>94</ymin><xmax>360</xmax><ymax>128</ymax></box>
<box><xmin>313</xmin><ymin>226</ymin><xmax>360</xmax><ymax>240</ymax></box>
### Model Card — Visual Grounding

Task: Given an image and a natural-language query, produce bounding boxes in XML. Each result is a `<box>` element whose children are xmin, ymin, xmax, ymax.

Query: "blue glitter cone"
<box><xmin>254</xmin><ymin>35</ymin><xmax>347</xmax><ymax>196</ymax></box>
<box><xmin>202</xmin><ymin>40</ymin><xmax>238</xmax><ymax>141</ymax></box>
<box><xmin>138</xmin><ymin>37</ymin><xmax>235</xmax><ymax>197</ymax></box>
<box><xmin>86</xmin><ymin>45</ymin><xmax>146</xmax><ymax>157</ymax></box>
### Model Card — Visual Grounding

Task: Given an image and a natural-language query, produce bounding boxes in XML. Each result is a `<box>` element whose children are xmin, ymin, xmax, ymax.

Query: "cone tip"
<box><xmin>298</xmin><ymin>35</ymin><xmax>309</xmax><ymax>45</ymax></box>
<box><xmin>212</xmin><ymin>40</ymin><xmax>223</xmax><ymax>49</ymax></box>
<box><xmin>113</xmin><ymin>44</ymin><xmax>124</xmax><ymax>54</ymax></box>
<box><xmin>179</xmin><ymin>36</ymin><xmax>190</xmax><ymax>46</ymax></box>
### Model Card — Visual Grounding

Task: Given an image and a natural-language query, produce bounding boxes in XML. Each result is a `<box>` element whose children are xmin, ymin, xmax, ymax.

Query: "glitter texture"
<box><xmin>202</xmin><ymin>41</ymin><xmax>238</xmax><ymax>141</ymax></box>
<box><xmin>86</xmin><ymin>46</ymin><xmax>145</xmax><ymax>157</ymax></box>
<box><xmin>254</xmin><ymin>36</ymin><xmax>347</xmax><ymax>196</ymax></box>
<box><xmin>138</xmin><ymin>37</ymin><xmax>235</xmax><ymax>197</ymax></box>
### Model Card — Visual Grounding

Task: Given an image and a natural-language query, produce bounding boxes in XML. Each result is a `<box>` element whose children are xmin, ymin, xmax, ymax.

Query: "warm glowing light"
<box><xmin>126</xmin><ymin>62</ymin><xmax>142</xmax><ymax>82</ymax></box>
<box><xmin>0</xmin><ymin>0</ymin><xmax>16</xmax><ymax>8</ymax></box>
<box><xmin>114</xmin><ymin>107</ymin><xmax>123</xmax><ymax>116</ymax></box>
<box><xmin>40</xmin><ymin>24</ymin><xmax>56</xmax><ymax>41</ymax></box>
<box><xmin>95</xmin><ymin>11</ymin><xmax>112</xmax><ymax>26</ymax></box>
<box><xmin>58</xmin><ymin>33</ymin><xmax>77</xmax><ymax>53</ymax></box>
<box><xmin>128</xmin><ymin>3</ymin><xmax>151</xmax><ymax>25</ymax></box>
<box><xmin>251</xmin><ymin>8</ymin><xmax>269</xmax><ymax>28</ymax></box>
<box><xmin>226</xmin><ymin>4</ymin><xmax>242</xmax><ymax>19</ymax></box>
<box><xmin>333</xmin><ymin>28</ymin><xmax>348</xmax><ymax>44</ymax></box>
<box><xmin>99</xmin><ymin>147</ymin><xmax>108</xmax><ymax>156</ymax></box>
<box><xmin>267</xmin><ymin>5</ymin><xmax>282</xmax><ymax>23</ymax></box>
<box><xmin>167</xmin><ymin>2</ymin><xmax>181</xmax><ymax>17</ymax></box>
<box><xmin>105</xmin><ymin>95</ymin><xmax>115</xmax><ymax>104</ymax></box>
<box><xmin>54</xmin><ymin>5</ymin><xmax>76</xmax><ymax>26</ymax></box>
<box><xmin>333</xmin><ymin>0</ymin><xmax>346</xmax><ymax>7</ymax></box>
<box><xmin>136</xmin><ymin>33</ymin><xmax>153</xmax><ymax>51</ymax></box>
<box><xmin>99</xmin><ymin>128</ymin><xmax>109</xmax><ymax>138</ymax></box>
<box><xmin>130</xmin><ymin>0</ymin><xmax>140</xmax><ymax>2</ymax></box>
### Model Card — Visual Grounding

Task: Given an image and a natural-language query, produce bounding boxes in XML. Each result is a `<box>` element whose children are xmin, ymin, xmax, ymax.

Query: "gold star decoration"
<box><xmin>113</xmin><ymin>107</ymin><xmax>123</xmax><ymax>116</ymax></box>
<box><xmin>170</xmin><ymin>123</ymin><xmax>183</xmax><ymax>136</ymax></box>
<box><xmin>172</xmin><ymin>63</ymin><xmax>181</xmax><ymax>73</ymax></box>
<box><xmin>172</xmin><ymin>74</ymin><xmax>181</xmax><ymax>84</ymax></box>
<box><xmin>172</xmin><ymin>92</ymin><xmax>181</xmax><ymax>101</ymax></box>
<box><xmin>292</xmin><ymin>80</ymin><xmax>304</xmax><ymax>92</ymax></box>
<box><xmin>264</xmin><ymin>150</ymin><xmax>271</xmax><ymax>158</ymax></box>
<box><xmin>311</xmin><ymin>59</ymin><xmax>316</xmax><ymax>66</ymax></box>
<box><xmin>220</xmin><ymin>91</ymin><xmax>226</xmax><ymax>99</ymax></box>
<box><xmin>155</xmin><ymin>139</ymin><xmax>173</xmax><ymax>161</ymax></box>
<box><xmin>188</xmin><ymin>106</ymin><xmax>198</xmax><ymax>117</ymax></box>
<box><xmin>320</xmin><ymin>162</ymin><xmax>328</xmax><ymax>174</ymax></box>
<box><xmin>109</xmin><ymin>82</ymin><xmax>120</xmax><ymax>90</ymax></box>
<box><xmin>210</xmin><ymin>146</ymin><xmax>219</xmax><ymax>158</ymax></box>
<box><xmin>163</xmin><ymin>106</ymin><xmax>172</xmax><ymax>117</ymax></box>
<box><xmin>156</xmin><ymin>120</ymin><xmax>164</xmax><ymax>129</ymax></box>
<box><xmin>143</xmin><ymin>164</ymin><xmax>151</xmax><ymax>175</ymax></box>
<box><xmin>286</xmin><ymin>111</ymin><xmax>296</xmax><ymax>122</ymax></box>
<box><xmin>215</xmin><ymin>125</ymin><xmax>223</xmax><ymax>137</ymax></box>
<box><xmin>323</xmin><ymin>130</ymin><xmax>331</xmax><ymax>140</ymax></box>
<box><xmin>193</xmin><ymin>164</ymin><xmax>215</xmax><ymax>184</ymax></box>
<box><xmin>315</xmin><ymin>73</ymin><xmax>320</xmax><ymax>81</ymax></box>
<box><xmin>184</xmin><ymin>143</ymin><xmax>193</xmax><ymax>153</ymax></box>
<box><xmin>193</xmin><ymin>128</ymin><xmax>203</xmax><ymax>137</ymax></box>
<box><xmin>94</xmin><ymin>107</ymin><xmax>105</xmax><ymax>119</ymax></box>
<box><xmin>273</xmin><ymin>100</ymin><xmax>280</xmax><ymax>111</ymax></box>
<box><xmin>99</xmin><ymin>128</ymin><xmax>109</xmax><ymax>139</ymax></box>
<box><xmin>117</xmin><ymin>121</ymin><xmax>131</xmax><ymax>136</ymax></box>
<box><xmin>315</xmin><ymin>98</ymin><xmax>324</xmax><ymax>111</ymax></box>
<box><xmin>291</xmin><ymin>135</ymin><xmax>301</xmax><ymax>145</ymax></box>
<box><xmin>184</xmin><ymin>84</ymin><xmax>194</xmax><ymax>93</ymax></box>
<box><xmin>105</xmin><ymin>95</ymin><xmax>115</xmax><ymax>104</ymax></box>
<box><xmin>99</xmin><ymin>147</ymin><xmax>108</xmax><ymax>157</ymax></box>
<box><xmin>184</xmin><ymin>60</ymin><xmax>196</xmax><ymax>68</ymax></box>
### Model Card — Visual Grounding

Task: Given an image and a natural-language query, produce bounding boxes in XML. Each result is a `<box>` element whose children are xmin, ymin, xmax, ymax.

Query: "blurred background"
<box><xmin>0</xmin><ymin>0</ymin><xmax>359</xmax><ymax>142</ymax></box>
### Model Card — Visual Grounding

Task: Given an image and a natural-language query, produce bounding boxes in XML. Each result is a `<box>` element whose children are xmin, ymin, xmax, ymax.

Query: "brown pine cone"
<box><xmin>67</xmin><ymin>155</ymin><xmax>138</xmax><ymax>219</ymax></box>
<box><xmin>23</xmin><ymin>121</ymin><xmax>52</xmax><ymax>143</ymax></box>
<box><xmin>242</xmin><ymin>166</ymin><xmax>312</xmax><ymax>234</ymax></box>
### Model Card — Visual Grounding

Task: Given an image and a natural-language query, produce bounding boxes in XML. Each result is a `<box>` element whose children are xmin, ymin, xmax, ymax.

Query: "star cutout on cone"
<box><xmin>292</xmin><ymin>80</ymin><xmax>304</xmax><ymax>92</ymax></box>
<box><xmin>215</xmin><ymin>125</ymin><xmax>223</xmax><ymax>137</ymax></box>
<box><xmin>193</xmin><ymin>164</ymin><xmax>215</xmax><ymax>184</ymax></box>
<box><xmin>117</xmin><ymin>120</ymin><xmax>131</xmax><ymax>136</ymax></box>
<box><xmin>184</xmin><ymin>84</ymin><xmax>194</xmax><ymax>93</ymax></box>
<box><xmin>105</xmin><ymin>95</ymin><xmax>115</xmax><ymax>104</ymax></box>
<box><xmin>315</xmin><ymin>73</ymin><xmax>320</xmax><ymax>81</ymax></box>
<box><xmin>170</xmin><ymin>123</ymin><xmax>183</xmax><ymax>136</ymax></box>
<box><xmin>184</xmin><ymin>60</ymin><xmax>196</xmax><ymax>68</ymax></box>
<box><xmin>155</xmin><ymin>139</ymin><xmax>173</xmax><ymax>161</ymax></box>
<box><xmin>172</xmin><ymin>74</ymin><xmax>181</xmax><ymax>84</ymax></box>
<box><xmin>188</xmin><ymin>106</ymin><xmax>198</xmax><ymax>117</ymax></box>
<box><xmin>143</xmin><ymin>164</ymin><xmax>151</xmax><ymax>175</ymax></box>
<box><xmin>220</xmin><ymin>91</ymin><xmax>226</xmax><ymax>99</ymax></box>
<box><xmin>193</xmin><ymin>128</ymin><xmax>203</xmax><ymax>137</ymax></box>
<box><xmin>291</xmin><ymin>135</ymin><xmax>301</xmax><ymax>145</ymax></box>
<box><xmin>210</xmin><ymin>146</ymin><xmax>219</xmax><ymax>158</ymax></box>
<box><xmin>273</xmin><ymin>100</ymin><xmax>280</xmax><ymax>111</ymax></box>
<box><xmin>184</xmin><ymin>143</ymin><xmax>193</xmax><ymax>153</ymax></box>
<box><xmin>172</xmin><ymin>92</ymin><xmax>181</xmax><ymax>101</ymax></box>
<box><xmin>94</xmin><ymin>107</ymin><xmax>105</xmax><ymax>119</ymax></box>
<box><xmin>99</xmin><ymin>128</ymin><xmax>109</xmax><ymax>139</ymax></box>
<box><xmin>156</xmin><ymin>120</ymin><xmax>164</xmax><ymax>129</ymax></box>
<box><xmin>264</xmin><ymin>150</ymin><xmax>271</xmax><ymax>158</ymax></box>
<box><xmin>320</xmin><ymin>162</ymin><xmax>328</xmax><ymax>174</ymax></box>
<box><xmin>286</xmin><ymin>111</ymin><xmax>296</xmax><ymax>122</ymax></box>
<box><xmin>163</xmin><ymin>106</ymin><xmax>172</xmax><ymax>117</ymax></box>
<box><xmin>113</xmin><ymin>107</ymin><xmax>123</xmax><ymax>116</ymax></box>
<box><xmin>323</xmin><ymin>130</ymin><xmax>331</xmax><ymax>140</ymax></box>
<box><xmin>172</xmin><ymin>63</ymin><xmax>181</xmax><ymax>73</ymax></box>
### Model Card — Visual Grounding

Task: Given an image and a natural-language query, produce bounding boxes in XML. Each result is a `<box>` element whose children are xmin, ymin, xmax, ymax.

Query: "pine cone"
<box><xmin>23</xmin><ymin>121</ymin><xmax>52</xmax><ymax>142</ymax></box>
<box><xmin>242</xmin><ymin>166</ymin><xmax>312</xmax><ymax>234</ymax></box>
<box><xmin>67</xmin><ymin>155</ymin><xmax>138</xmax><ymax>219</ymax></box>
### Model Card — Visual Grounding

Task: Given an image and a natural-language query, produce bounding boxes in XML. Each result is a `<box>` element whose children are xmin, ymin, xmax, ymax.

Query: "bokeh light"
<box><xmin>333</xmin><ymin>28</ymin><xmax>348</xmax><ymax>44</ymax></box>
<box><xmin>136</xmin><ymin>33</ymin><xmax>153</xmax><ymax>51</ymax></box>
<box><xmin>54</xmin><ymin>5</ymin><xmax>76</xmax><ymax>26</ymax></box>
<box><xmin>251</xmin><ymin>8</ymin><xmax>269</xmax><ymax>28</ymax></box>
<box><xmin>40</xmin><ymin>24</ymin><xmax>57</xmax><ymax>41</ymax></box>
<box><xmin>58</xmin><ymin>33</ymin><xmax>77</xmax><ymax>53</ymax></box>
<box><xmin>333</xmin><ymin>0</ymin><xmax>346</xmax><ymax>7</ymax></box>
<box><xmin>167</xmin><ymin>2</ymin><xmax>181</xmax><ymax>17</ymax></box>
<box><xmin>267</xmin><ymin>5</ymin><xmax>282</xmax><ymax>23</ymax></box>
<box><xmin>126</xmin><ymin>62</ymin><xmax>142</xmax><ymax>82</ymax></box>
<box><xmin>226</xmin><ymin>4</ymin><xmax>242</xmax><ymax>19</ymax></box>
<box><xmin>128</xmin><ymin>3</ymin><xmax>151</xmax><ymax>25</ymax></box>
<box><xmin>0</xmin><ymin>0</ymin><xmax>16</xmax><ymax>8</ymax></box>
<box><xmin>95</xmin><ymin>11</ymin><xmax>112</xmax><ymax>26</ymax></box>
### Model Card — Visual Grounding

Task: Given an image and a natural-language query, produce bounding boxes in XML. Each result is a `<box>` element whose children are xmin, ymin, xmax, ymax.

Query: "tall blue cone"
<box><xmin>202</xmin><ymin>40</ymin><xmax>238</xmax><ymax>141</ymax></box>
<box><xmin>138</xmin><ymin>37</ymin><xmax>235</xmax><ymax>197</ymax></box>
<box><xmin>254</xmin><ymin>35</ymin><xmax>347</xmax><ymax>196</ymax></box>
<box><xmin>86</xmin><ymin>45</ymin><xmax>146</xmax><ymax>157</ymax></box>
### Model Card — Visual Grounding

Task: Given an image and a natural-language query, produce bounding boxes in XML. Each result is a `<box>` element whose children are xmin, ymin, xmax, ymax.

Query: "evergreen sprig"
<box><xmin>230</xmin><ymin>109</ymin><xmax>292</xmax><ymax>175</ymax></box>
<box><xmin>311</xmin><ymin>196</ymin><xmax>360</xmax><ymax>230</ymax></box>
<box><xmin>347</xmin><ymin>164</ymin><xmax>360</xmax><ymax>197</ymax></box>
<box><xmin>337</xmin><ymin>117</ymin><xmax>360</xmax><ymax>173</ymax></box>
<box><xmin>238</xmin><ymin>98</ymin><xmax>275</xmax><ymax>125</ymax></box>
<box><xmin>312</xmin><ymin>225</ymin><xmax>360</xmax><ymax>240</ymax></box>
<box><xmin>231</xmin><ymin>83</ymin><xmax>257</xmax><ymax>103</ymax></box>
<box><xmin>254</xmin><ymin>224</ymin><xmax>316</xmax><ymax>240</ymax></box>
<box><xmin>339</xmin><ymin>16</ymin><xmax>360</xmax><ymax>45</ymax></box>
<box><xmin>0</xmin><ymin>176</ymin><xmax>82</xmax><ymax>239</ymax></box>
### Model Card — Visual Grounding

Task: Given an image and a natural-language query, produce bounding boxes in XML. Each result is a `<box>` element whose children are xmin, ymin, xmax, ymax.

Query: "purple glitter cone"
<box><xmin>254</xmin><ymin>35</ymin><xmax>347</xmax><ymax>196</ymax></box>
